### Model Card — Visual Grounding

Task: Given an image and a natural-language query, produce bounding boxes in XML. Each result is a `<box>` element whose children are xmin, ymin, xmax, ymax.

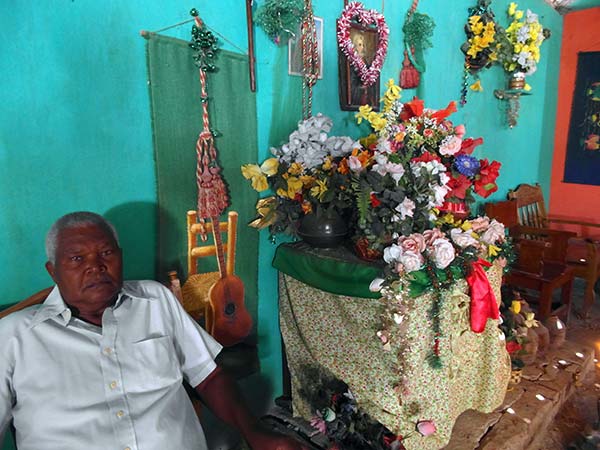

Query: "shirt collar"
<box><xmin>30</xmin><ymin>284</ymin><xmax>135</xmax><ymax>328</ymax></box>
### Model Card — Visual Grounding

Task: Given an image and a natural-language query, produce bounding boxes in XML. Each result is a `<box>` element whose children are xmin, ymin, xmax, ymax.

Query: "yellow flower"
<box><xmin>355</xmin><ymin>105</ymin><xmax>373</xmax><ymax>124</ymax></box>
<box><xmin>524</xmin><ymin>83</ymin><xmax>531</xmax><ymax>91</ymax></box>
<box><xmin>299</xmin><ymin>175</ymin><xmax>315</xmax><ymax>187</ymax></box>
<box><xmin>468</xmin><ymin>15</ymin><xmax>481</xmax><ymax>26</ymax></box>
<box><xmin>510</xmin><ymin>300</ymin><xmax>521</xmax><ymax>314</ymax></box>
<box><xmin>514</xmin><ymin>10</ymin><xmax>523</xmax><ymax>20</ymax></box>
<box><xmin>471</xmin><ymin>21</ymin><xmax>484</xmax><ymax>35</ymax></box>
<box><xmin>248</xmin><ymin>196</ymin><xmax>278</xmax><ymax>229</ymax></box>
<box><xmin>524</xmin><ymin>312</ymin><xmax>539</xmax><ymax>328</ymax></box>
<box><xmin>322</xmin><ymin>157</ymin><xmax>332</xmax><ymax>171</ymax></box>
<box><xmin>487</xmin><ymin>244</ymin><xmax>500</xmax><ymax>257</ymax></box>
<box><xmin>288</xmin><ymin>162</ymin><xmax>304</xmax><ymax>176</ymax></box>
<box><xmin>241</xmin><ymin>164</ymin><xmax>269</xmax><ymax>192</ymax></box>
<box><xmin>383</xmin><ymin>79</ymin><xmax>402</xmax><ymax>112</ymax></box>
<box><xmin>461</xmin><ymin>221</ymin><xmax>472</xmax><ymax>231</ymax></box>
<box><xmin>260</xmin><ymin>157</ymin><xmax>279</xmax><ymax>176</ymax></box>
<box><xmin>286</xmin><ymin>176</ymin><xmax>303</xmax><ymax>198</ymax></box>
<box><xmin>470</xmin><ymin>80</ymin><xmax>483</xmax><ymax>92</ymax></box>
<box><xmin>368</xmin><ymin>113</ymin><xmax>387</xmax><ymax>131</ymax></box>
<box><xmin>310</xmin><ymin>179</ymin><xmax>328</xmax><ymax>200</ymax></box>
<box><xmin>508</xmin><ymin>2</ymin><xmax>518</xmax><ymax>16</ymax></box>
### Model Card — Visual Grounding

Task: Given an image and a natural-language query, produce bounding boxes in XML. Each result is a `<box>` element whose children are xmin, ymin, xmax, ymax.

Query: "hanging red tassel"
<box><xmin>399</xmin><ymin>49</ymin><xmax>420</xmax><ymax>89</ymax></box>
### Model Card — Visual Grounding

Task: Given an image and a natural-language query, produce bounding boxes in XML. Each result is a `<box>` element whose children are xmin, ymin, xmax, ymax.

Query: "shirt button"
<box><xmin>104</xmin><ymin>347</ymin><xmax>112</xmax><ymax>355</ymax></box>
<box><xmin>109</xmin><ymin>381</ymin><xmax>117</xmax><ymax>389</ymax></box>
<box><xmin>116</xmin><ymin>410</ymin><xmax>124</xmax><ymax>418</ymax></box>
<box><xmin>124</xmin><ymin>447</ymin><xmax>131</xmax><ymax>450</ymax></box>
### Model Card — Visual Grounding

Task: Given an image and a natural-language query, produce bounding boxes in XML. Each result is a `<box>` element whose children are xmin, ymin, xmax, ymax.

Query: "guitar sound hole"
<box><xmin>225</xmin><ymin>302</ymin><xmax>236</xmax><ymax>316</ymax></box>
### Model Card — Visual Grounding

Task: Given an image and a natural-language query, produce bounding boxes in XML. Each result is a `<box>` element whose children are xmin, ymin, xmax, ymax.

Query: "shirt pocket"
<box><xmin>128</xmin><ymin>336</ymin><xmax>181</xmax><ymax>391</ymax></box>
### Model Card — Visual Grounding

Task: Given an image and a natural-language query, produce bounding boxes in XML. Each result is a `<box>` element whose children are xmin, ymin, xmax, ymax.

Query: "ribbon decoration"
<box><xmin>465</xmin><ymin>258</ymin><xmax>498</xmax><ymax>333</ymax></box>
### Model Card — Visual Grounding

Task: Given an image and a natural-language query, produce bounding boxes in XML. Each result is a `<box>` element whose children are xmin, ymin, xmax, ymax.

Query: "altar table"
<box><xmin>274</xmin><ymin>242</ymin><xmax>510</xmax><ymax>450</ymax></box>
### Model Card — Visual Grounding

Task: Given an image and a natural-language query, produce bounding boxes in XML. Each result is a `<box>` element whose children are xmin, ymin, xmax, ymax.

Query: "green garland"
<box><xmin>255</xmin><ymin>0</ymin><xmax>304</xmax><ymax>45</ymax></box>
<box><xmin>402</xmin><ymin>12</ymin><xmax>435</xmax><ymax>73</ymax></box>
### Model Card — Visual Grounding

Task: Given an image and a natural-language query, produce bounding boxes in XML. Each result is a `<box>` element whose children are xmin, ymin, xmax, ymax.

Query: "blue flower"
<box><xmin>455</xmin><ymin>154</ymin><xmax>480</xmax><ymax>177</ymax></box>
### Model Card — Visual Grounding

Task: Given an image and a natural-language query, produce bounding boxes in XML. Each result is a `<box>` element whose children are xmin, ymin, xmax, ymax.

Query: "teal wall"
<box><xmin>0</xmin><ymin>0</ymin><xmax>564</xmax><ymax>399</ymax></box>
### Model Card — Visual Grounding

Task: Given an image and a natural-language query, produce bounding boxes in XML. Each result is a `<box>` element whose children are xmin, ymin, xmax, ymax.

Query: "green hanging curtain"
<box><xmin>145</xmin><ymin>34</ymin><xmax>259</xmax><ymax>325</ymax></box>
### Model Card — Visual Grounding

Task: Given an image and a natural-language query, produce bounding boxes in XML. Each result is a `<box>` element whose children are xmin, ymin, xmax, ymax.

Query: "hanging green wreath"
<box><xmin>255</xmin><ymin>0</ymin><xmax>305</xmax><ymax>45</ymax></box>
<box><xmin>402</xmin><ymin>11</ymin><xmax>435</xmax><ymax>73</ymax></box>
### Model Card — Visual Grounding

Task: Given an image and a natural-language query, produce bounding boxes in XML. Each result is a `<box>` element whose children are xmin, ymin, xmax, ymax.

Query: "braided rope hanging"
<box><xmin>301</xmin><ymin>0</ymin><xmax>319</xmax><ymax>119</ymax></box>
<box><xmin>190</xmin><ymin>12</ymin><xmax>229</xmax><ymax>239</ymax></box>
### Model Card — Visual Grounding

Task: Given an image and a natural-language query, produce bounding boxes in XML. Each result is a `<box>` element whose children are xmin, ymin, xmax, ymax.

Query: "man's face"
<box><xmin>46</xmin><ymin>224</ymin><xmax>123</xmax><ymax>319</ymax></box>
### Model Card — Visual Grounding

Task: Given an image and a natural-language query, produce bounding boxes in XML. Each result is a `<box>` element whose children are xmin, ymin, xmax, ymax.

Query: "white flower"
<box><xmin>450</xmin><ymin>228</ymin><xmax>479</xmax><ymax>248</ymax></box>
<box><xmin>376</xmin><ymin>139</ymin><xmax>392</xmax><ymax>154</ymax></box>
<box><xmin>399</xmin><ymin>250</ymin><xmax>425</xmax><ymax>273</ymax></box>
<box><xmin>387</xmin><ymin>162</ymin><xmax>405</xmax><ymax>183</ymax></box>
<box><xmin>432</xmin><ymin>184</ymin><xmax>450</xmax><ymax>207</ymax></box>
<box><xmin>396</xmin><ymin>197</ymin><xmax>416</xmax><ymax>219</ymax></box>
<box><xmin>369</xmin><ymin>277</ymin><xmax>385</xmax><ymax>292</ymax></box>
<box><xmin>348</xmin><ymin>155</ymin><xmax>364</xmax><ymax>172</ymax></box>
<box><xmin>383</xmin><ymin>244</ymin><xmax>403</xmax><ymax>263</ymax></box>
<box><xmin>480</xmin><ymin>219</ymin><xmax>505</xmax><ymax>244</ymax></box>
<box><xmin>430</xmin><ymin>237</ymin><xmax>455</xmax><ymax>269</ymax></box>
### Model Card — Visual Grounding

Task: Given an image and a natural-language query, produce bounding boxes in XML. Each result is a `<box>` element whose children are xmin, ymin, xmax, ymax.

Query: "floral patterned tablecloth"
<box><xmin>277</xmin><ymin>248</ymin><xmax>510</xmax><ymax>450</ymax></box>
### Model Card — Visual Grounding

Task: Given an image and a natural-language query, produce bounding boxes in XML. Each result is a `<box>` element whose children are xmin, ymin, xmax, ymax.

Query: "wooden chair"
<box><xmin>175</xmin><ymin>210</ymin><xmax>238</xmax><ymax>336</ymax></box>
<box><xmin>485</xmin><ymin>200</ymin><xmax>576</xmax><ymax>322</ymax></box>
<box><xmin>508</xmin><ymin>183</ymin><xmax>600</xmax><ymax>315</ymax></box>
<box><xmin>0</xmin><ymin>287</ymin><xmax>53</xmax><ymax>320</ymax></box>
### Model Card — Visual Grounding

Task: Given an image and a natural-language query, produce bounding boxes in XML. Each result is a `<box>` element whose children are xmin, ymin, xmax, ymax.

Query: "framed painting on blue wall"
<box><xmin>563</xmin><ymin>51</ymin><xmax>600</xmax><ymax>186</ymax></box>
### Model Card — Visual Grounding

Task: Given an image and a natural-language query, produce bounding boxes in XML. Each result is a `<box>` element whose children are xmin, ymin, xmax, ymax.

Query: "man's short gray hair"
<box><xmin>45</xmin><ymin>212</ymin><xmax>119</xmax><ymax>264</ymax></box>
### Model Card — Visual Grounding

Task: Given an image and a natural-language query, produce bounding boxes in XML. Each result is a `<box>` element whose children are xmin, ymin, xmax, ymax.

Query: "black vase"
<box><xmin>297</xmin><ymin>208</ymin><xmax>348</xmax><ymax>248</ymax></box>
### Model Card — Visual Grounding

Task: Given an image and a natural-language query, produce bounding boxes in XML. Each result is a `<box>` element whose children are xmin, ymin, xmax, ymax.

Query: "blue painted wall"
<box><xmin>0</xmin><ymin>0</ymin><xmax>563</xmax><ymax>398</ymax></box>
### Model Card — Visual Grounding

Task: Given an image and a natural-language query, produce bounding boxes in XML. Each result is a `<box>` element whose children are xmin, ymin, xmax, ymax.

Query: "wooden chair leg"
<box><xmin>538</xmin><ymin>285</ymin><xmax>553</xmax><ymax>321</ymax></box>
<box><xmin>560</xmin><ymin>278</ymin><xmax>573</xmax><ymax>324</ymax></box>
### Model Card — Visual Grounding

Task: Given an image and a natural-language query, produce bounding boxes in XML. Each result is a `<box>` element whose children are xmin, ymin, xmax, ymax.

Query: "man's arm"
<box><xmin>194</xmin><ymin>366</ymin><xmax>308</xmax><ymax>450</ymax></box>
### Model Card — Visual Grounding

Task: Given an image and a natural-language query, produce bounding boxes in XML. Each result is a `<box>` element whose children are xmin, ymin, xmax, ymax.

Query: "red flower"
<box><xmin>506</xmin><ymin>341</ymin><xmax>522</xmax><ymax>354</ymax></box>
<box><xmin>370</xmin><ymin>192</ymin><xmax>381</xmax><ymax>207</ymax></box>
<box><xmin>430</xmin><ymin>101</ymin><xmax>457</xmax><ymax>123</ymax></box>
<box><xmin>474</xmin><ymin>159</ymin><xmax>501</xmax><ymax>198</ymax></box>
<box><xmin>460</xmin><ymin>137</ymin><xmax>484</xmax><ymax>155</ymax></box>
<box><xmin>399</xmin><ymin>97</ymin><xmax>424</xmax><ymax>121</ymax></box>
<box><xmin>447</xmin><ymin>174</ymin><xmax>472</xmax><ymax>200</ymax></box>
<box><xmin>411</xmin><ymin>151</ymin><xmax>441</xmax><ymax>164</ymax></box>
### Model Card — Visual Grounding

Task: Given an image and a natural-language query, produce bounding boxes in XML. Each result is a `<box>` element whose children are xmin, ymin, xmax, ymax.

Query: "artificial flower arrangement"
<box><xmin>353</xmin><ymin>79</ymin><xmax>502</xmax><ymax>253</ymax></box>
<box><xmin>459</xmin><ymin>0</ymin><xmax>502</xmax><ymax>103</ymax></box>
<box><xmin>241</xmin><ymin>114</ymin><xmax>358</xmax><ymax>236</ymax></box>
<box><xmin>498</xmin><ymin>2</ymin><xmax>546</xmax><ymax>81</ymax></box>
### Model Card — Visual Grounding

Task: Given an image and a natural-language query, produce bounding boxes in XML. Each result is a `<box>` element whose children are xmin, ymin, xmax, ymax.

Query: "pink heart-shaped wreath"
<box><xmin>337</xmin><ymin>2</ymin><xmax>389</xmax><ymax>88</ymax></box>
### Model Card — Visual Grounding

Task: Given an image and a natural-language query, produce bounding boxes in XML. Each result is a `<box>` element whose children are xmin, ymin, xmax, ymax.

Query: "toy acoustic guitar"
<box><xmin>207</xmin><ymin>214</ymin><xmax>253</xmax><ymax>347</ymax></box>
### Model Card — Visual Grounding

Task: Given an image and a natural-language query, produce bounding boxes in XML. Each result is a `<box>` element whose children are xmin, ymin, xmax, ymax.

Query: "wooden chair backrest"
<box><xmin>0</xmin><ymin>287</ymin><xmax>53</xmax><ymax>320</ymax></box>
<box><xmin>187</xmin><ymin>210</ymin><xmax>238</xmax><ymax>278</ymax></box>
<box><xmin>507</xmin><ymin>183</ymin><xmax>548</xmax><ymax>228</ymax></box>
<box><xmin>484</xmin><ymin>200</ymin><xmax>520</xmax><ymax>229</ymax></box>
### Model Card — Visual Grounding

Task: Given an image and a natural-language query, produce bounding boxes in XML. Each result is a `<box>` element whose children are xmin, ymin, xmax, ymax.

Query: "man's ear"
<box><xmin>45</xmin><ymin>261</ymin><xmax>57</xmax><ymax>283</ymax></box>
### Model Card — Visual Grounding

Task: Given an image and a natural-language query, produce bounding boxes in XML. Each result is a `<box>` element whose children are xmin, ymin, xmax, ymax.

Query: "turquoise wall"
<box><xmin>1</xmin><ymin>0</ymin><xmax>563</xmax><ymax>399</ymax></box>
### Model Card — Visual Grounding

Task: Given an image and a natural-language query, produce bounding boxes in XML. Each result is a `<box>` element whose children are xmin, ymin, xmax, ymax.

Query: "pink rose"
<box><xmin>469</xmin><ymin>216</ymin><xmax>490</xmax><ymax>233</ymax></box>
<box><xmin>480</xmin><ymin>219</ymin><xmax>505</xmax><ymax>244</ymax></box>
<box><xmin>399</xmin><ymin>250</ymin><xmax>425</xmax><ymax>273</ymax></box>
<box><xmin>430</xmin><ymin>237</ymin><xmax>455</xmax><ymax>269</ymax></box>
<box><xmin>423</xmin><ymin>128</ymin><xmax>434</xmax><ymax>138</ymax></box>
<box><xmin>423</xmin><ymin>228</ymin><xmax>444</xmax><ymax>246</ymax></box>
<box><xmin>439</xmin><ymin>136</ymin><xmax>463</xmax><ymax>156</ymax></box>
<box><xmin>398</xmin><ymin>233</ymin><xmax>426</xmax><ymax>253</ymax></box>
<box><xmin>455</xmin><ymin>124</ymin><xmax>466</xmax><ymax>138</ymax></box>
<box><xmin>416</xmin><ymin>420</ymin><xmax>437</xmax><ymax>436</ymax></box>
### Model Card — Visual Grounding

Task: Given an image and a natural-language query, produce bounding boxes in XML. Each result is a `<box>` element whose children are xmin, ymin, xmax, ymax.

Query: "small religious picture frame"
<box><xmin>338</xmin><ymin>22</ymin><xmax>380</xmax><ymax>111</ymax></box>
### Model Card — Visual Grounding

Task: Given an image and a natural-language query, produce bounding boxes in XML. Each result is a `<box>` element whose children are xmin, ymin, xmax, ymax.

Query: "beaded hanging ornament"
<box><xmin>300</xmin><ymin>0</ymin><xmax>319</xmax><ymax>119</ymax></box>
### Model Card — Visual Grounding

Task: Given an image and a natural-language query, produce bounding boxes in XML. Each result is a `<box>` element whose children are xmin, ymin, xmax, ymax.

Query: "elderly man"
<box><xmin>0</xmin><ymin>211</ymin><xmax>307</xmax><ymax>450</ymax></box>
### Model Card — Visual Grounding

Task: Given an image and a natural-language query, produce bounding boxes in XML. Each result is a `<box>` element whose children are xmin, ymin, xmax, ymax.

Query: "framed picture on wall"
<box><xmin>338</xmin><ymin>22</ymin><xmax>380</xmax><ymax>111</ymax></box>
<box><xmin>563</xmin><ymin>51</ymin><xmax>600</xmax><ymax>186</ymax></box>
<box><xmin>288</xmin><ymin>17</ymin><xmax>323</xmax><ymax>79</ymax></box>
